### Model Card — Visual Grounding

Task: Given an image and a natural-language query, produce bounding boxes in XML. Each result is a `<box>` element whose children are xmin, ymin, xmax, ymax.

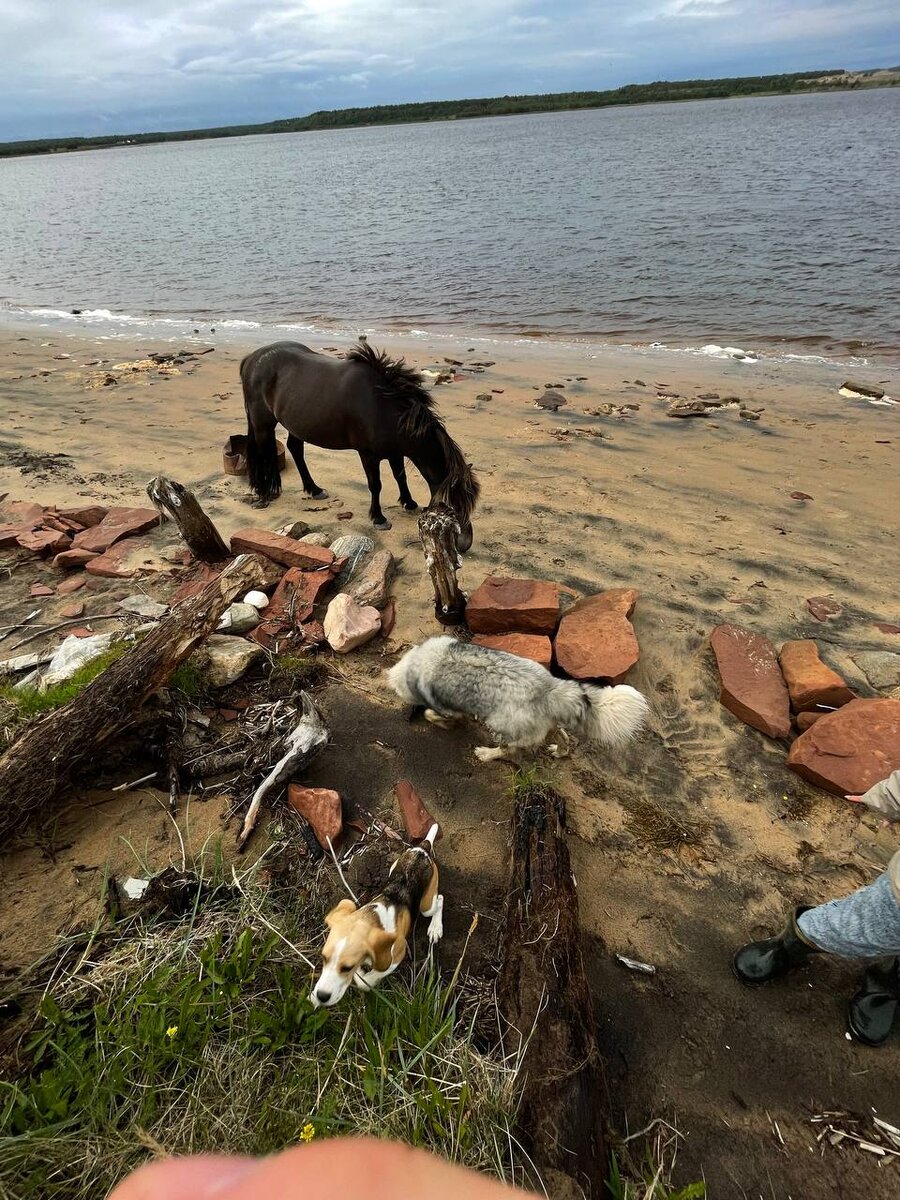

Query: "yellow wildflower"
<box><xmin>300</xmin><ymin>1123</ymin><xmax>316</xmax><ymax>1143</ymax></box>
<box><xmin>166</xmin><ymin>1025</ymin><xmax>179</xmax><ymax>1039</ymax></box>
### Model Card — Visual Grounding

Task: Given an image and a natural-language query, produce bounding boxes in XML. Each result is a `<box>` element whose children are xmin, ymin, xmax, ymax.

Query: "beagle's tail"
<box><xmin>423</xmin><ymin>823</ymin><xmax>440</xmax><ymax>850</ymax></box>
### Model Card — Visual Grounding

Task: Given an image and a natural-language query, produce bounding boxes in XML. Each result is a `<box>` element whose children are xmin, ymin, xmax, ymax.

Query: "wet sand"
<box><xmin>2</xmin><ymin>324</ymin><xmax>899</xmax><ymax>1195</ymax></box>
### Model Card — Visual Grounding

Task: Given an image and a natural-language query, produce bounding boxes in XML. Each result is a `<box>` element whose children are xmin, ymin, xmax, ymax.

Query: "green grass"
<box><xmin>0</xmin><ymin>644</ymin><xmax>127</xmax><ymax>720</ymax></box>
<box><xmin>607</xmin><ymin>1145</ymin><xmax>706</xmax><ymax>1199</ymax></box>
<box><xmin>0</xmin><ymin>862</ymin><xmax>529</xmax><ymax>1200</ymax></box>
<box><xmin>168</xmin><ymin>659</ymin><xmax>210</xmax><ymax>702</ymax></box>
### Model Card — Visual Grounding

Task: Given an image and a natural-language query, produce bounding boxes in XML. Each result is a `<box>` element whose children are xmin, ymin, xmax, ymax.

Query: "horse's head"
<box><xmin>435</xmin><ymin>459</ymin><xmax>478</xmax><ymax>555</ymax></box>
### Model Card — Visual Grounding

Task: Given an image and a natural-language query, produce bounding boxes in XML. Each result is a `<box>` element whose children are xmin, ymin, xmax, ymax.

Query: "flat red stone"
<box><xmin>73</xmin><ymin>507</ymin><xmax>160</xmax><ymax>554</ymax></box>
<box><xmin>394</xmin><ymin>780</ymin><xmax>441</xmax><ymax>842</ymax></box>
<box><xmin>466</xmin><ymin>576</ymin><xmax>560</xmax><ymax>635</ymax></box>
<box><xmin>710</xmin><ymin>624</ymin><xmax>791</xmax><ymax>740</ymax></box>
<box><xmin>554</xmin><ymin>590</ymin><xmax>640</xmax><ymax>683</ymax></box>
<box><xmin>60</xmin><ymin>601</ymin><xmax>85</xmax><ymax>619</ymax></box>
<box><xmin>788</xmin><ymin>699</ymin><xmax>900</xmax><ymax>796</ymax></box>
<box><xmin>57</xmin><ymin>505</ymin><xmax>108</xmax><ymax>528</ymax></box>
<box><xmin>796</xmin><ymin>711</ymin><xmax>825</xmax><ymax>732</ymax></box>
<box><xmin>18</xmin><ymin>529</ymin><xmax>71</xmax><ymax>555</ymax></box>
<box><xmin>778</xmin><ymin>640</ymin><xmax>854</xmax><ymax>713</ymax></box>
<box><xmin>56</xmin><ymin>575</ymin><xmax>86</xmax><ymax>595</ymax></box>
<box><xmin>806</xmin><ymin>596</ymin><xmax>842</xmax><ymax>622</ymax></box>
<box><xmin>230</xmin><ymin>528</ymin><xmax>334</xmax><ymax>571</ymax></box>
<box><xmin>53</xmin><ymin>548</ymin><xmax>100</xmax><ymax>570</ymax></box>
<box><xmin>472</xmin><ymin>632</ymin><xmax>553</xmax><ymax>670</ymax></box>
<box><xmin>84</xmin><ymin>537</ymin><xmax>155</xmax><ymax>579</ymax></box>
<box><xmin>29</xmin><ymin>583</ymin><xmax>55</xmax><ymax>597</ymax></box>
<box><xmin>287</xmin><ymin>785</ymin><xmax>343</xmax><ymax>850</ymax></box>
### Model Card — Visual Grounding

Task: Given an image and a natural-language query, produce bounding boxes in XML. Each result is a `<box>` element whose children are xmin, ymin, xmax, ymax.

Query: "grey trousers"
<box><xmin>798</xmin><ymin>872</ymin><xmax>900</xmax><ymax>959</ymax></box>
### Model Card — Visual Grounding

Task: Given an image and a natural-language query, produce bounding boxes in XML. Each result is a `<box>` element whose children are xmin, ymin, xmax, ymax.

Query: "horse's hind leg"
<box><xmin>287</xmin><ymin>434</ymin><xmax>328</xmax><ymax>500</ymax></box>
<box><xmin>359</xmin><ymin>453</ymin><xmax>391</xmax><ymax>531</ymax></box>
<box><xmin>388</xmin><ymin>454</ymin><xmax>418</xmax><ymax>512</ymax></box>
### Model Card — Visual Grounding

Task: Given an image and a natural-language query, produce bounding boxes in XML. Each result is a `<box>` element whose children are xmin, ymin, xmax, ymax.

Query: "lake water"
<box><xmin>1</xmin><ymin>88</ymin><xmax>898</xmax><ymax>362</ymax></box>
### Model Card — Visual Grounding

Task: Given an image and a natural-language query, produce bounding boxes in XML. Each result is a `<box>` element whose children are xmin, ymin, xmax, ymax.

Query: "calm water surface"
<box><xmin>1</xmin><ymin>89</ymin><xmax>898</xmax><ymax>360</ymax></box>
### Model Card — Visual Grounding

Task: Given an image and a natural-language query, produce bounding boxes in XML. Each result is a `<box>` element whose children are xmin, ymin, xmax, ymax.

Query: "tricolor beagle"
<box><xmin>310</xmin><ymin>824</ymin><xmax>443</xmax><ymax>1008</ymax></box>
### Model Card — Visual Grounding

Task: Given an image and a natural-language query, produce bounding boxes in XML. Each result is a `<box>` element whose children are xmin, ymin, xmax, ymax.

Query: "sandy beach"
<box><xmin>2</xmin><ymin>322</ymin><xmax>899</xmax><ymax>1195</ymax></box>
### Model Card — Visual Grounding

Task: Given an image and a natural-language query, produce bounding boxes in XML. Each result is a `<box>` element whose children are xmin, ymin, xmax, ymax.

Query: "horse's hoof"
<box><xmin>402</xmin><ymin>501</ymin><xmax>419</xmax><ymax>513</ymax></box>
<box><xmin>373</xmin><ymin>518</ymin><xmax>392</xmax><ymax>531</ymax></box>
<box><xmin>304</xmin><ymin>488</ymin><xmax>329</xmax><ymax>500</ymax></box>
<box><xmin>251</xmin><ymin>498</ymin><xmax>270</xmax><ymax>510</ymax></box>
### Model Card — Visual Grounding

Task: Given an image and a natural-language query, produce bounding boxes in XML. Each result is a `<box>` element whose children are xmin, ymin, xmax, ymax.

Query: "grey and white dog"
<box><xmin>388</xmin><ymin>636</ymin><xmax>650</xmax><ymax>762</ymax></box>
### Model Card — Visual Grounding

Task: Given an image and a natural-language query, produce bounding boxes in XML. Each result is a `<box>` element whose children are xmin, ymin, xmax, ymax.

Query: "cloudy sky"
<box><xmin>3</xmin><ymin>0</ymin><xmax>898</xmax><ymax>140</ymax></box>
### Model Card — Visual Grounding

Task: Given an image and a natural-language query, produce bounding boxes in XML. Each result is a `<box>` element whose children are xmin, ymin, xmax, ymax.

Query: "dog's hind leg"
<box><xmin>474</xmin><ymin>744</ymin><xmax>514</xmax><ymax>763</ymax></box>
<box><xmin>424</xmin><ymin>708</ymin><xmax>460</xmax><ymax>729</ymax></box>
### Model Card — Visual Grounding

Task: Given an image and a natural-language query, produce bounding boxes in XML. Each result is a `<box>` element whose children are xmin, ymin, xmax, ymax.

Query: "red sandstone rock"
<box><xmin>466</xmin><ymin>576</ymin><xmax>560</xmax><ymax>635</ymax></box>
<box><xmin>709</xmin><ymin>624</ymin><xmax>791</xmax><ymax>739</ymax></box>
<box><xmin>394</xmin><ymin>780</ymin><xmax>441</xmax><ymax>842</ymax></box>
<box><xmin>778</xmin><ymin>640</ymin><xmax>855</xmax><ymax>712</ymax></box>
<box><xmin>300</xmin><ymin>620</ymin><xmax>327</xmax><ymax>646</ymax></box>
<box><xmin>0</xmin><ymin>501</ymin><xmax>44</xmax><ymax>528</ymax></box>
<box><xmin>60</xmin><ymin>601</ymin><xmax>85</xmax><ymax>619</ymax></box>
<box><xmin>53</xmin><ymin>548</ymin><xmax>100</xmax><ymax>570</ymax></box>
<box><xmin>379</xmin><ymin>599</ymin><xmax>397</xmax><ymax>639</ymax></box>
<box><xmin>73</xmin><ymin>507</ymin><xmax>160</xmax><ymax>554</ymax></box>
<box><xmin>796</xmin><ymin>711</ymin><xmax>825</xmax><ymax>731</ymax></box>
<box><xmin>875</xmin><ymin>623</ymin><xmax>900</xmax><ymax>636</ymax></box>
<box><xmin>29</xmin><ymin>583</ymin><xmax>55</xmax><ymax>597</ymax></box>
<box><xmin>473</xmin><ymin>632</ymin><xmax>553</xmax><ymax>670</ymax></box>
<box><xmin>788</xmin><ymin>699</ymin><xmax>900</xmax><ymax>795</ymax></box>
<box><xmin>230</xmin><ymin>528</ymin><xmax>334</xmax><ymax>570</ymax></box>
<box><xmin>554</xmin><ymin>589</ymin><xmax>640</xmax><ymax>683</ymax></box>
<box><xmin>287</xmin><ymin>785</ymin><xmax>343</xmax><ymax>850</ymax></box>
<box><xmin>85</xmin><ymin>537</ymin><xmax>155</xmax><ymax>579</ymax></box>
<box><xmin>806</xmin><ymin>596</ymin><xmax>842</xmax><ymax>622</ymax></box>
<box><xmin>17</xmin><ymin>529</ymin><xmax>71</xmax><ymax>554</ymax></box>
<box><xmin>247</xmin><ymin>567</ymin><xmax>332</xmax><ymax>649</ymax></box>
<box><xmin>56</xmin><ymin>575</ymin><xmax>86</xmax><ymax>595</ymax></box>
<box><xmin>170</xmin><ymin>563</ymin><xmax>221</xmax><ymax>604</ymax></box>
<box><xmin>58</xmin><ymin>505</ymin><xmax>108</xmax><ymax>528</ymax></box>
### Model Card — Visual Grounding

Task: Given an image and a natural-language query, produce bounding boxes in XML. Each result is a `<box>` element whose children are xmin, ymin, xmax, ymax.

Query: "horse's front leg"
<box><xmin>287</xmin><ymin>434</ymin><xmax>328</xmax><ymax>500</ymax></box>
<box><xmin>360</xmin><ymin>453</ymin><xmax>391</xmax><ymax>530</ymax></box>
<box><xmin>388</xmin><ymin>454</ymin><xmax>418</xmax><ymax>512</ymax></box>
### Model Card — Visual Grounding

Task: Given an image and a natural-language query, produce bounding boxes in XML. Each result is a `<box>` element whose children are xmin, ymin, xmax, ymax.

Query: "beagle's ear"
<box><xmin>325</xmin><ymin>898</ymin><xmax>357</xmax><ymax>927</ymax></box>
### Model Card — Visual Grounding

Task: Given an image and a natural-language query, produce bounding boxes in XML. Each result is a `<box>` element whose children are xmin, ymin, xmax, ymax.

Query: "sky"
<box><xmin>2</xmin><ymin>0</ymin><xmax>899</xmax><ymax>141</ymax></box>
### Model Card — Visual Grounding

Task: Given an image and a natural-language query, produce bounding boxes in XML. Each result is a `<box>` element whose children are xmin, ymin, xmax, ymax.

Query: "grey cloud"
<box><xmin>2</xmin><ymin>0</ymin><xmax>898</xmax><ymax>139</ymax></box>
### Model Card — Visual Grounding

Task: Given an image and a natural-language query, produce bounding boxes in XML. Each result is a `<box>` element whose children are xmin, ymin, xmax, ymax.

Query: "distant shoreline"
<box><xmin>3</xmin><ymin>66</ymin><xmax>897</xmax><ymax>160</ymax></box>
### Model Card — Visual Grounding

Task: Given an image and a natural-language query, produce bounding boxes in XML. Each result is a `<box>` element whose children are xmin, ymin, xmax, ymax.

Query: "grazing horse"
<box><xmin>240</xmin><ymin>342</ymin><xmax>479</xmax><ymax>551</ymax></box>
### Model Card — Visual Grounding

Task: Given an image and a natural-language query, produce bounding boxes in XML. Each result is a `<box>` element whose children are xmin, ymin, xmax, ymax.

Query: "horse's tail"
<box><xmin>241</xmin><ymin>352</ymin><xmax>282</xmax><ymax>502</ymax></box>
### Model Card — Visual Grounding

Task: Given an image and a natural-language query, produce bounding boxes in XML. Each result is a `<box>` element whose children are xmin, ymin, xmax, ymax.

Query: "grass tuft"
<box><xmin>168</xmin><ymin>659</ymin><xmax>210</xmax><ymax>701</ymax></box>
<box><xmin>0</xmin><ymin>644</ymin><xmax>127</xmax><ymax>720</ymax></box>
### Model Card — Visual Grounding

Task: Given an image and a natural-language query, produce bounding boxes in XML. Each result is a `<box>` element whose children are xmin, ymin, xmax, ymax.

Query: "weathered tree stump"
<box><xmin>147</xmin><ymin>475</ymin><xmax>231</xmax><ymax>563</ymax></box>
<box><xmin>497</xmin><ymin>783</ymin><xmax>609</xmax><ymax>1197</ymax></box>
<box><xmin>417</xmin><ymin>503</ymin><xmax>466</xmax><ymax>625</ymax></box>
<box><xmin>0</xmin><ymin>554</ymin><xmax>266</xmax><ymax>844</ymax></box>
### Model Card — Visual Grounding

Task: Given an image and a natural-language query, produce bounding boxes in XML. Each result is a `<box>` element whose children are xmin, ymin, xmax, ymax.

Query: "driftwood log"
<box><xmin>147</xmin><ymin>475</ymin><xmax>231</xmax><ymax>563</ymax></box>
<box><xmin>0</xmin><ymin>554</ymin><xmax>266</xmax><ymax>844</ymax></box>
<box><xmin>417</xmin><ymin>503</ymin><xmax>466</xmax><ymax>625</ymax></box>
<box><xmin>497</xmin><ymin>784</ymin><xmax>608</xmax><ymax>1197</ymax></box>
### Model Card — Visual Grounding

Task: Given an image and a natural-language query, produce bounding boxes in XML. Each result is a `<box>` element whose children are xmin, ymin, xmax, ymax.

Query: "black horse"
<box><xmin>241</xmin><ymin>342</ymin><xmax>479</xmax><ymax>551</ymax></box>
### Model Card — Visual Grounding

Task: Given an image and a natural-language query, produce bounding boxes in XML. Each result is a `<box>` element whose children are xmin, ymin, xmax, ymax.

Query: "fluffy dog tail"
<box><xmin>551</xmin><ymin>680</ymin><xmax>650</xmax><ymax>748</ymax></box>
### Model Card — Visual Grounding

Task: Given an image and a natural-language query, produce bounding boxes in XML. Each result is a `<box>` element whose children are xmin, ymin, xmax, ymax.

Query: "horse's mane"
<box><xmin>347</xmin><ymin>342</ymin><xmax>480</xmax><ymax>523</ymax></box>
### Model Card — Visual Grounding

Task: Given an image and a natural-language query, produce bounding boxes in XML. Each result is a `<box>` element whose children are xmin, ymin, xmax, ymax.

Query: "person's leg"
<box><xmin>734</xmin><ymin>869</ymin><xmax>900</xmax><ymax>1045</ymax></box>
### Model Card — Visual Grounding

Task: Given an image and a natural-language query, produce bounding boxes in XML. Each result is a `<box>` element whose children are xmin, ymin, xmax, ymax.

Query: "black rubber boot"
<box><xmin>847</xmin><ymin>958</ymin><xmax>900</xmax><ymax>1047</ymax></box>
<box><xmin>732</xmin><ymin>907</ymin><xmax>818</xmax><ymax>984</ymax></box>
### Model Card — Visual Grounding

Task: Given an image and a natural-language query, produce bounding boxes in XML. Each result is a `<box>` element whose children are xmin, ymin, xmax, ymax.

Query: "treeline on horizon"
<box><xmin>1</xmin><ymin>67</ymin><xmax>894</xmax><ymax>159</ymax></box>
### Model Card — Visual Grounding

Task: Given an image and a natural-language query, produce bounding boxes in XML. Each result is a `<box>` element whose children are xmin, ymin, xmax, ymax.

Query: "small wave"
<box><xmin>220</xmin><ymin>319</ymin><xmax>261</xmax><ymax>329</ymax></box>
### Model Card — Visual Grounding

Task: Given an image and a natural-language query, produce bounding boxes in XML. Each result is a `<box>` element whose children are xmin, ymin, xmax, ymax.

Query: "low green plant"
<box><xmin>0</xmin><ymin>644</ymin><xmax>127</xmax><ymax>720</ymax></box>
<box><xmin>168</xmin><ymin>659</ymin><xmax>210</xmax><ymax>701</ymax></box>
<box><xmin>607</xmin><ymin>1128</ymin><xmax>706</xmax><ymax>1199</ymax></box>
